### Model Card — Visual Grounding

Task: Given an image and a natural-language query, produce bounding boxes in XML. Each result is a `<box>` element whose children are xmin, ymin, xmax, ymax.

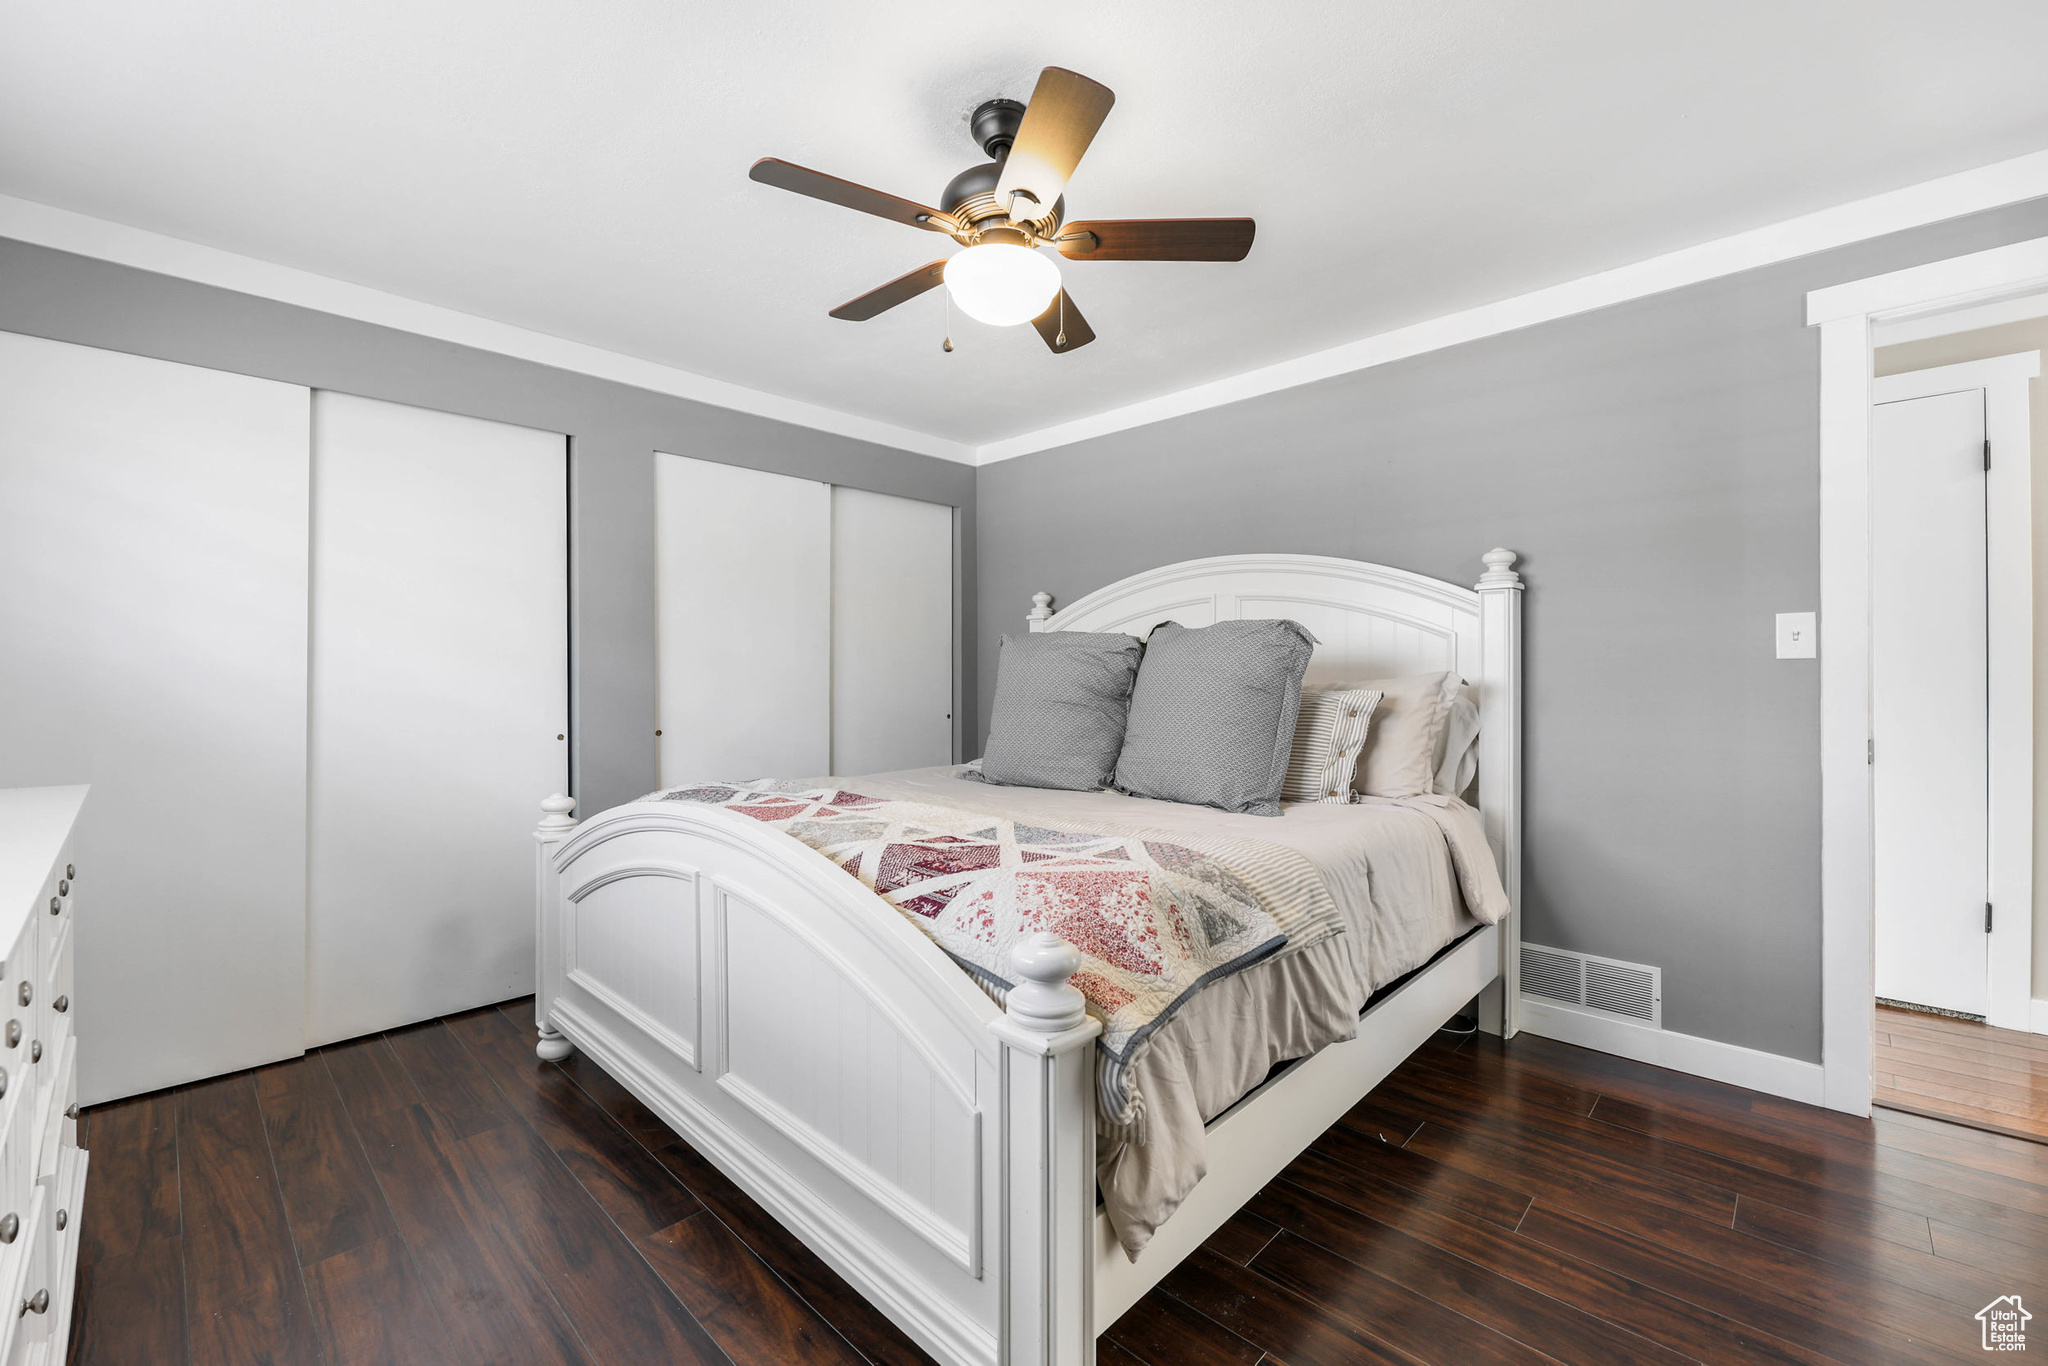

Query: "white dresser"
<box><xmin>0</xmin><ymin>788</ymin><xmax>87</xmax><ymax>1365</ymax></box>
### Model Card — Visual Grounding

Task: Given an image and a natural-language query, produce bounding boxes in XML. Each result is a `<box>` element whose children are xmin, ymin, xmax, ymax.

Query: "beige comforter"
<box><xmin>843</xmin><ymin>767</ymin><xmax>1505</xmax><ymax>1257</ymax></box>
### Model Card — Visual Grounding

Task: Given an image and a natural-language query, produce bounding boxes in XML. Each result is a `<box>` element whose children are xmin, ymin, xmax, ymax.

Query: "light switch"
<box><xmin>1776</xmin><ymin>612</ymin><xmax>1817</xmax><ymax>659</ymax></box>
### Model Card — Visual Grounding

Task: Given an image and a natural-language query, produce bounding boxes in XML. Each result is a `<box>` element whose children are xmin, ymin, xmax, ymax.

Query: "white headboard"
<box><xmin>1027</xmin><ymin>549</ymin><xmax>1524</xmax><ymax>1029</ymax></box>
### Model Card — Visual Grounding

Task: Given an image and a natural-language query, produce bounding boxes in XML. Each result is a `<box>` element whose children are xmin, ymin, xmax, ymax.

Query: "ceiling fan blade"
<box><xmin>994</xmin><ymin>68</ymin><xmax>1115</xmax><ymax>221</ymax></box>
<box><xmin>829</xmin><ymin>261</ymin><xmax>949</xmax><ymax>321</ymax></box>
<box><xmin>1056</xmin><ymin>219</ymin><xmax>1256</xmax><ymax>261</ymax></box>
<box><xmin>1031</xmin><ymin>289</ymin><xmax>1096</xmax><ymax>354</ymax></box>
<box><xmin>749</xmin><ymin>158</ymin><xmax>953</xmax><ymax>233</ymax></box>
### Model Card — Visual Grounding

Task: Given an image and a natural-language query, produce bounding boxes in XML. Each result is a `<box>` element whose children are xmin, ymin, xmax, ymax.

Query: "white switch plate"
<box><xmin>1776</xmin><ymin>611</ymin><xmax>1817</xmax><ymax>659</ymax></box>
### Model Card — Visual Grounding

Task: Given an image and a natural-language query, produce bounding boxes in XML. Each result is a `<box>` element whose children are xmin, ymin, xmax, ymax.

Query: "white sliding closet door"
<box><xmin>308</xmin><ymin>393</ymin><xmax>568</xmax><ymax>1045</ymax></box>
<box><xmin>655</xmin><ymin>455</ymin><xmax>830</xmax><ymax>785</ymax></box>
<box><xmin>0</xmin><ymin>332</ymin><xmax>311</xmax><ymax>1104</ymax></box>
<box><xmin>831</xmin><ymin>487</ymin><xmax>954</xmax><ymax>774</ymax></box>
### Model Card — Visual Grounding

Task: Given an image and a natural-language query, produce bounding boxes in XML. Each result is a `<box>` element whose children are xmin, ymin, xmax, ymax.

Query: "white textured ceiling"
<box><xmin>5</xmin><ymin>1</ymin><xmax>2048</xmax><ymax>447</ymax></box>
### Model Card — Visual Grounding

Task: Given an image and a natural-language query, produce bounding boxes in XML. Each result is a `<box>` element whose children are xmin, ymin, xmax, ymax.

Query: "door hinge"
<box><xmin>1985</xmin><ymin>438</ymin><xmax>1992</xmax><ymax>471</ymax></box>
<box><xmin>1987</xmin><ymin>902</ymin><xmax>1994</xmax><ymax>933</ymax></box>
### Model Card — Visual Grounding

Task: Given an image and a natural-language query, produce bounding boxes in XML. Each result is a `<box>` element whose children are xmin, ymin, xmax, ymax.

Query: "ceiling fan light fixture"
<box><xmin>942</xmin><ymin>244</ymin><xmax>1060</xmax><ymax>327</ymax></box>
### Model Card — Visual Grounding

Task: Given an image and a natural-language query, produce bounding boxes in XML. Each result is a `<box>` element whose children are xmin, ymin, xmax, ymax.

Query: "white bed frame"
<box><xmin>532</xmin><ymin>550</ymin><xmax>1523</xmax><ymax>1366</ymax></box>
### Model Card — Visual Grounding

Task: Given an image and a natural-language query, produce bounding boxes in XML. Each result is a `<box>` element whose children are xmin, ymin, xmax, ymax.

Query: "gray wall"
<box><xmin>0</xmin><ymin>238</ymin><xmax>976</xmax><ymax>816</ymax></box>
<box><xmin>976</xmin><ymin>196</ymin><xmax>2048</xmax><ymax>1063</ymax></box>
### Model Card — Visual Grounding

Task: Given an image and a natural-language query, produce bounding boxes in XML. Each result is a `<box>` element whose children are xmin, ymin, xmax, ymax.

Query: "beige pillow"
<box><xmin>1313</xmin><ymin>670</ymin><xmax>1456</xmax><ymax>798</ymax></box>
<box><xmin>1281</xmin><ymin>688</ymin><xmax>1381</xmax><ymax>804</ymax></box>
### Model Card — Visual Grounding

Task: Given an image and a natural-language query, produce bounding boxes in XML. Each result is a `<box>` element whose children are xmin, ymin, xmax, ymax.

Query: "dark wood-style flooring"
<box><xmin>1876</xmin><ymin>1001</ymin><xmax>2048</xmax><ymax>1144</ymax></box>
<box><xmin>70</xmin><ymin>999</ymin><xmax>2048</xmax><ymax>1365</ymax></box>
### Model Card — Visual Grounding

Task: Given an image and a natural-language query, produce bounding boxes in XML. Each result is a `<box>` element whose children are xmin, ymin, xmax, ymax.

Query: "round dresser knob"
<box><xmin>17</xmin><ymin>983</ymin><xmax>30</xmax><ymax>1007</ymax></box>
<box><xmin>56</xmin><ymin>880</ymin><xmax>67</xmax><ymax>897</ymax></box>
<box><xmin>20</xmin><ymin>1289</ymin><xmax>46</xmax><ymax>1316</ymax></box>
<box><xmin>52</xmin><ymin>996</ymin><xmax>66</xmax><ymax>1014</ymax></box>
<box><xmin>64</xmin><ymin>1104</ymin><xmax>77</xmax><ymax>1121</ymax></box>
<box><xmin>0</xmin><ymin>1214</ymin><xmax>16</xmax><ymax>1244</ymax></box>
<box><xmin>30</xmin><ymin>1041</ymin><xmax>41</xmax><ymax>1064</ymax></box>
<box><xmin>65</xmin><ymin>864</ymin><xmax>74</xmax><ymax>879</ymax></box>
<box><xmin>5</xmin><ymin>1021</ymin><xmax>18</xmax><ymax>1048</ymax></box>
<box><xmin>53</xmin><ymin>1210</ymin><xmax>65</xmax><ymax>1232</ymax></box>
<box><xmin>0</xmin><ymin>1068</ymin><xmax>9</xmax><ymax>1098</ymax></box>
<box><xmin>47</xmin><ymin>898</ymin><xmax>58</xmax><ymax>916</ymax></box>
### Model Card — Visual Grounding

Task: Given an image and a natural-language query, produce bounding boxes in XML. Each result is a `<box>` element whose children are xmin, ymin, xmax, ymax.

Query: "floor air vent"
<box><xmin>1521</xmin><ymin>944</ymin><xmax>1661</xmax><ymax>1028</ymax></box>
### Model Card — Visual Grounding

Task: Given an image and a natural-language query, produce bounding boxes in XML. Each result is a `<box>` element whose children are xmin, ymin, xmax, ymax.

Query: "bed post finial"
<box><xmin>1478</xmin><ymin>548</ymin><xmax>1520</xmax><ymax>590</ymax></box>
<box><xmin>1027</xmin><ymin>591</ymin><xmax>1054</xmax><ymax>632</ymax></box>
<box><xmin>534</xmin><ymin>793</ymin><xmax>579</xmax><ymax>1062</ymax></box>
<box><xmin>1006</xmin><ymin>931</ymin><xmax>1088</xmax><ymax>1032</ymax></box>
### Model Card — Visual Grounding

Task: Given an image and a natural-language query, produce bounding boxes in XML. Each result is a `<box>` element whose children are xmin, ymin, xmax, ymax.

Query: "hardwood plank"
<box><xmin>447</xmin><ymin>1006</ymin><xmax>700</xmax><ymax>1239</ymax></box>
<box><xmin>1873</xmin><ymin>1108</ymin><xmax>2048</xmax><ymax>1186</ymax></box>
<box><xmin>255</xmin><ymin>1054</ymin><xmax>395</xmax><ymax>1264</ymax></box>
<box><xmin>301</xmin><ymin>1237</ymin><xmax>454</xmax><ymax>1366</ymax></box>
<box><xmin>638</xmin><ymin>1211</ymin><xmax>863</xmax><ymax>1366</ymax></box>
<box><xmin>460</xmin><ymin>1121</ymin><xmax>731</xmax><ymax>1366</ymax></box>
<box><xmin>1280</xmin><ymin>1150</ymin><xmax>1839</xmax><ymax>1366</ymax></box>
<box><xmin>1104</xmin><ymin>1286</ymin><xmax>1265</xmax><ymax>1365</ymax></box>
<box><xmin>1248</xmin><ymin>1228</ymin><xmax>1568</xmax><ymax>1364</ymax></box>
<box><xmin>1199</xmin><ymin>1206</ymin><xmax>1280</xmax><ymax>1267</ymax></box>
<box><xmin>177</xmin><ymin>1073</ymin><xmax>327</xmax><ymax>1365</ymax></box>
<box><xmin>384</xmin><ymin>1018</ymin><xmax>516</xmax><ymax>1140</ymax></box>
<box><xmin>1310</xmin><ymin>1120</ymin><xmax>1531</xmax><ymax>1229</ymax></box>
<box><xmin>319</xmin><ymin>1034</ymin><xmax>424</xmax><ymax>1119</ymax></box>
<box><xmin>67</xmin><ymin>1235</ymin><xmax>188</xmax><ymax>1366</ymax></box>
<box><xmin>553</xmin><ymin>1051</ymin><xmax>682</xmax><ymax>1154</ymax></box>
<box><xmin>1877</xmin><ymin>1096</ymin><xmax>2048</xmax><ymax>1145</ymax></box>
<box><xmin>1881</xmin><ymin>1029</ymin><xmax>2048</xmax><ymax>1072</ymax></box>
<box><xmin>1403</xmin><ymin>1033</ymin><xmax>1602</xmax><ymax>1117</ymax></box>
<box><xmin>1515</xmin><ymin>1202</ymin><xmax>1982</xmax><ymax>1366</ymax></box>
<box><xmin>647</xmin><ymin>1137</ymin><xmax>938</xmax><ymax>1366</ymax></box>
<box><xmin>1728</xmin><ymin>1197</ymin><xmax>2010</xmax><ymax>1312</ymax></box>
<box><xmin>1333</xmin><ymin>1094</ymin><xmax>1425</xmax><ymax>1147</ymax></box>
<box><xmin>1095</xmin><ymin>1339</ymin><xmax>1152</xmax><ymax>1366</ymax></box>
<box><xmin>1880</xmin><ymin>1054</ymin><xmax>2048</xmax><ymax>1105</ymax></box>
<box><xmin>76</xmin><ymin>1092</ymin><xmax>178</xmax><ymax>1265</ymax></box>
<box><xmin>1157</xmin><ymin>1246</ymin><xmax>1424</xmax><ymax>1366</ymax></box>
<box><xmin>340</xmin><ymin>1096</ymin><xmax>589</xmax><ymax>1365</ymax></box>
<box><xmin>1245</xmin><ymin>1178</ymin><xmax>1692</xmax><ymax>1366</ymax></box>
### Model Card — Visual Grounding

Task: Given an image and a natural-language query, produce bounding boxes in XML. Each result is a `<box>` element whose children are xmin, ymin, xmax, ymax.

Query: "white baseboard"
<box><xmin>1516</xmin><ymin>997</ymin><xmax>1826</xmax><ymax>1106</ymax></box>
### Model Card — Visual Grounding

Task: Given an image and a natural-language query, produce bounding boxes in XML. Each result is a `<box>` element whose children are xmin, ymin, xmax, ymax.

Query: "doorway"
<box><xmin>1866</xmin><ymin>350</ymin><xmax>2039</xmax><ymax>1137</ymax></box>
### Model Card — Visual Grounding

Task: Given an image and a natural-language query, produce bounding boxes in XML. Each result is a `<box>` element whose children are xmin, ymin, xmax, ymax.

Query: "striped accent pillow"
<box><xmin>1281</xmin><ymin>688</ymin><xmax>1382</xmax><ymax>804</ymax></box>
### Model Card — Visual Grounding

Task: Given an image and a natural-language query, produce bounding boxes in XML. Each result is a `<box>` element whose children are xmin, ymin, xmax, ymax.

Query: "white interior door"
<box><xmin>308</xmin><ymin>392</ymin><xmax>568</xmax><ymax>1045</ymax></box>
<box><xmin>1872</xmin><ymin>387</ymin><xmax>1989</xmax><ymax>1016</ymax></box>
<box><xmin>0</xmin><ymin>332</ymin><xmax>311</xmax><ymax>1104</ymax></box>
<box><xmin>830</xmin><ymin>487</ymin><xmax>954</xmax><ymax>775</ymax></box>
<box><xmin>655</xmin><ymin>455</ymin><xmax>830</xmax><ymax>785</ymax></box>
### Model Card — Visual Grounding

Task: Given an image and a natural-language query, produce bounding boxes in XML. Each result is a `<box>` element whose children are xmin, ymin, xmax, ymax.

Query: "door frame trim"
<box><xmin>1870</xmin><ymin>355</ymin><xmax>2037</xmax><ymax>1032</ymax></box>
<box><xmin>1811</xmin><ymin>237</ymin><xmax>2048</xmax><ymax>1112</ymax></box>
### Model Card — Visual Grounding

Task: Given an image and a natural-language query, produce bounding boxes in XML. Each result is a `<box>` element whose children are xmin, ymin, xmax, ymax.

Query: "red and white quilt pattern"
<box><xmin>651</xmin><ymin>783</ymin><xmax>1287</xmax><ymax>1078</ymax></box>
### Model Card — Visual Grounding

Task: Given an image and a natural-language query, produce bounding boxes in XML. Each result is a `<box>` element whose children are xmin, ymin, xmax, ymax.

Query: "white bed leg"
<box><xmin>534</xmin><ymin>792</ymin><xmax>579</xmax><ymax>1061</ymax></box>
<box><xmin>990</xmin><ymin>932</ymin><xmax>1101</xmax><ymax>1366</ymax></box>
<box><xmin>535</xmin><ymin>1024</ymin><xmax>574</xmax><ymax>1062</ymax></box>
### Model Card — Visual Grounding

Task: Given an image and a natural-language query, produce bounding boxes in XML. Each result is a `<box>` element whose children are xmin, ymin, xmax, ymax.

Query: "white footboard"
<box><xmin>534</xmin><ymin>795</ymin><xmax>1101</xmax><ymax>1366</ymax></box>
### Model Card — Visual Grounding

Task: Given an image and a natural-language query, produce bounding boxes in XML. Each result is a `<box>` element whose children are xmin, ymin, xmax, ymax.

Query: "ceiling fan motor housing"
<box><xmin>944</xmin><ymin>99</ymin><xmax>1064</xmax><ymax>239</ymax></box>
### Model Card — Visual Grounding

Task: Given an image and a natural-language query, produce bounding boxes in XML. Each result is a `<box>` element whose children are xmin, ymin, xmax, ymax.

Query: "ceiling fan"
<box><xmin>749</xmin><ymin>66</ymin><xmax>1255</xmax><ymax>354</ymax></box>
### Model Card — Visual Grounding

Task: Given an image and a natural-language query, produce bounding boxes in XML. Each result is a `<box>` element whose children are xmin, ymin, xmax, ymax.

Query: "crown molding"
<box><xmin>0</xmin><ymin>193</ymin><xmax>977</xmax><ymax>465</ymax></box>
<box><xmin>974</xmin><ymin>146</ymin><xmax>2048</xmax><ymax>465</ymax></box>
<box><xmin>11</xmin><ymin>143</ymin><xmax>2048</xmax><ymax>473</ymax></box>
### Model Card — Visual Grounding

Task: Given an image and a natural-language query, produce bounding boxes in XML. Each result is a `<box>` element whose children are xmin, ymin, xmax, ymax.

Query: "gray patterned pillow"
<box><xmin>978</xmin><ymin>631</ymin><xmax>1144</xmax><ymax>791</ymax></box>
<box><xmin>1113</xmin><ymin>619</ymin><xmax>1319</xmax><ymax>816</ymax></box>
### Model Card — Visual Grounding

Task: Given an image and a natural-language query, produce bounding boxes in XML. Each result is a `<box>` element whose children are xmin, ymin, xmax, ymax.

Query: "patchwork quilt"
<box><xmin>646</xmin><ymin>780</ymin><xmax>1344</xmax><ymax>1128</ymax></box>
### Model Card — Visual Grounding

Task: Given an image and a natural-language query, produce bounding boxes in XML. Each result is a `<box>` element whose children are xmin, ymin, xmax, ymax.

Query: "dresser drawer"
<box><xmin>37</xmin><ymin>919</ymin><xmax>68</xmax><ymax>1075</ymax></box>
<box><xmin>1</xmin><ymin>1184</ymin><xmax>50</xmax><ymax>1365</ymax></box>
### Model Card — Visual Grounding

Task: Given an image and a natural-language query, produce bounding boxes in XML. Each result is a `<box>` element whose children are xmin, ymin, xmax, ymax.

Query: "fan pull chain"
<box><xmin>1056</xmin><ymin>290</ymin><xmax>1067</xmax><ymax>348</ymax></box>
<box><xmin>942</xmin><ymin>291</ymin><xmax>954</xmax><ymax>353</ymax></box>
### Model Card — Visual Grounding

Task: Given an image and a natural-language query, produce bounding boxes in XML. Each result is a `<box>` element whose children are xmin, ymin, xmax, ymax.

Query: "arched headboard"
<box><xmin>1027</xmin><ymin>549</ymin><xmax>1524</xmax><ymax>1033</ymax></box>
